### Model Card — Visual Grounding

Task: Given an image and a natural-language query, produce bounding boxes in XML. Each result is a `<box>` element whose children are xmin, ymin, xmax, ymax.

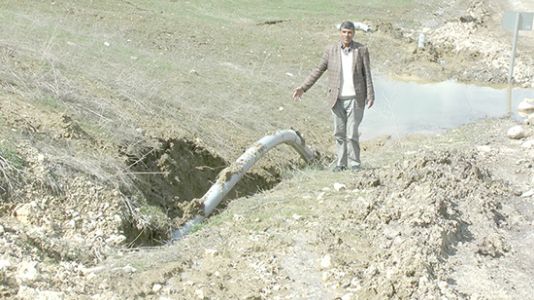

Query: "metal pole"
<box><xmin>508</xmin><ymin>12</ymin><xmax>521</xmax><ymax>84</ymax></box>
<box><xmin>507</xmin><ymin>12</ymin><xmax>521</xmax><ymax>115</ymax></box>
<box><xmin>506</xmin><ymin>86</ymin><xmax>513</xmax><ymax>116</ymax></box>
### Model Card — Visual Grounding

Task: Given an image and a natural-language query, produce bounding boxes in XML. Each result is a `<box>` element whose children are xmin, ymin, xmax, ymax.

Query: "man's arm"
<box><xmin>293</xmin><ymin>47</ymin><xmax>329</xmax><ymax>101</ymax></box>
<box><xmin>362</xmin><ymin>46</ymin><xmax>375</xmax><ymax>108</ymax></box>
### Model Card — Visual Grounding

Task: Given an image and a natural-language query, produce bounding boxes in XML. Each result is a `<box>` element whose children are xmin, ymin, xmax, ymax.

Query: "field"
<box><xmin>1</xmin><ymin>0</ymin><xmax>533</xmax><ymax>299</ymax></box>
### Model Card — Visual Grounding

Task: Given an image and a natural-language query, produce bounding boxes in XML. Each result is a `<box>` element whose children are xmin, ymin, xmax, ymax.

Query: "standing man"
<box><xmin>292</xmin><ymin>21</ymin><xmax>375</xmax><ymax>172</ymax></box>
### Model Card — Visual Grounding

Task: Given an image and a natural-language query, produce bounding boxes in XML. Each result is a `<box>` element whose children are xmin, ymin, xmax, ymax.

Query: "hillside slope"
<box><xmin>1</xmin><ymin>0</ymin><xmax>533</xmax><ymax>299</ymax></box>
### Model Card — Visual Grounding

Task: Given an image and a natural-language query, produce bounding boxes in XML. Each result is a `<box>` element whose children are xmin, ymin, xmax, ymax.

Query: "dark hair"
<box><xmin>339</xmin><ymin>21</ymin><xmax>355</xmax><ymax>31</ymax></box>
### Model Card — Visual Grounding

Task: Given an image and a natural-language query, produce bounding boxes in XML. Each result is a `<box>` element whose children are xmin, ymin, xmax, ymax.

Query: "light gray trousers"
<box><xmin>331</xmin><ymin>97</ymin><xmax>365</xmax><ymax>168</ymax></box>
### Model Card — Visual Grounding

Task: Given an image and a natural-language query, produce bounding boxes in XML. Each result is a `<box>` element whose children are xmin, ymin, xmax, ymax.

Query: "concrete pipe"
<box><xmin>171</xmin><ymin>129</ymin><xmax>316</xmax><ymax>241</ymax></box>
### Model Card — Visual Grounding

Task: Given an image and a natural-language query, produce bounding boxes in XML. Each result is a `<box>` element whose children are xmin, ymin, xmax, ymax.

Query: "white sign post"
<box><xmin>503</xmin><ymin>11</ymin><xmax>533</xmax><ymax>83</ymax></box>
<box><xmin>502</xmin><ymin>11</ymin><xmax>533</xmax><ymax>114</ymax></box>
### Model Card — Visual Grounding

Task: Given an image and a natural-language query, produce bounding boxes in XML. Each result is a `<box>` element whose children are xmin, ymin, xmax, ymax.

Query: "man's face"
<box><xmin>339</xmin><ymin>28</ymin><xmax>354</xmax><ymax>45</ymax></box>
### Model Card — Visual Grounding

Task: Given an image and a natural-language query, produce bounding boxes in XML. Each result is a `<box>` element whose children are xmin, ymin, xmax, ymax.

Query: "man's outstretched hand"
<box><xmin>367</xmin><ymin>98</ymin><xmax>374</xmax><ymax>109</ymax></box>
<box><xmin>292</xmin><ymin>87</ymin><xmax>304</xmax><ymax>102</ymax></box>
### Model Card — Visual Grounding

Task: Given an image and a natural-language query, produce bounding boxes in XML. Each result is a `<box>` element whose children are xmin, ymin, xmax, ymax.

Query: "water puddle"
<box><xmin>361</xmin><ymin>77</ymin><xmax>534</xmax><ymax>140</ymax></box>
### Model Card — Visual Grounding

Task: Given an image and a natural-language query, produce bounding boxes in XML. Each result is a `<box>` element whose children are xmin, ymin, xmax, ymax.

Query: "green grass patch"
<box><xmin>0</xmin><ymin>143</ymin><xmax>25</xmax><ymax>169</ymax></box>
<box><xmin>176</xmin><ymin>0</ymin><xmax>417</xmax><ymax>21</ymax></box>
<box><xmin>37</xmin><ymin>95</ymin><xmax>66</xmax><ymax>111</ymax></box>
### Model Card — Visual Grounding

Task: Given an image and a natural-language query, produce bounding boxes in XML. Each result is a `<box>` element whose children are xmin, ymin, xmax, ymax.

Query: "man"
<box><xmin>292</xmin><ymin>21</ymin><xmax>375</xmax><ymax>172</ymax></box>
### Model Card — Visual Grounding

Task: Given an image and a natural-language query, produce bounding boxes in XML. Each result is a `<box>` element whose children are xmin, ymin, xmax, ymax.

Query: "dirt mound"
<box><xmin>372</xmin><ymin>0</ymin><xmax>534</xmax><ymax>87</ymax></box>
<box><xmin>1</xmin><ymin>0</ymin><xmax>533</xmax><ymax>298</ymax></box>
<box><xmin>348</xmin><ymin>150</ymin><xmax>513</xmax><ymax>298</ymax></box>
<box><xmin>0</xmin><ymin>178</ymin><xmax>125</xmax><ymax>298</ymax></box>
<box><xmin>87</xmin><ymin>139</ymin><xmax>530</xmax><ymax>299</ymax></box>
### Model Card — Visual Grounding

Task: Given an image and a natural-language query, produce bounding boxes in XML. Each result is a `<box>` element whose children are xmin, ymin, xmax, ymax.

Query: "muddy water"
<box><xmin>361</xmin><ymin>77</ymin><xmax>534</xmax><ymax>140</ymax></box>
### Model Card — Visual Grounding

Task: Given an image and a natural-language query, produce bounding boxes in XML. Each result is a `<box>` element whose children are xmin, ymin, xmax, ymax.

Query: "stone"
<box><xmin>16</xmin><ymin>261</ymin><xmax>39</xmax><ymax>283</ymax></box>
<box><xmin>152</xmin><ymin>283</ymin><xmax>162</xmax><ymax>293</ymax></box>
<box><xmin>341</xmin><ymin>293</ymin><xmax>354</xmax><ymax>300</ymax></box>
<box><xmin>350</xmin><ymin>277</ymin><xmax>361</xmax><ymax>288</ymax></box>
<box><xmin>383</xmin><ymin>227</ymin><xmax>401</xmax><ymax>239</ymax></box>
<box><xmin>16</xmin><ymin>286</ymin><xmax>38</xmax><ymax>300</ymax></box>
<box><xmin>195</xmin><ymin>288</ymin><xmax>205</xmax><ymax>299</ymax></box>
<box><xmin>17</xmin><ymin>287</ymin><xmax>64</xmax><ymax>300</ymax></box>
<box><xmin>66</xmin><ymin>219</ymin><xmax>76</xmax><ymax>228</ymax></box>
<box><xmin>507</xmin><ymin>125</ymin><xmax>526</xmax><ymax>139</ymax></box>
<box><xmin>81</xmin><ymin>265</ymin><xmax>105</xmax><ymax>275</ymax></box>
<box><xmin>204</xmin><ymin>248</ymin><xmax>218</xmax><ymax>257</ymax></box>
<box><xmin>0</xmin><ymin>224</ymin><xmax>4</xmax><ymax>235</ymax></box>
<box><xmin>232</xmin><ymin>214</ymin><xmax>244</xmax><ymax>222</ymax></box>
<box><xmin>476</xmin><ymin>145</ymin><xmax>492</xmax><ymax>153</ymax></box>
<box><xmin>320</xmin><ymin>254</ymin><xmax>332</xmax><ymax>269</ymax></box>
<box><xmin>122</xmin><ymin>265</ymin><xmax>137</xmax><ymax>273</ymax></box>
<box><xmin>0</xmin><ymin>259</ymin><xmax>12</xmax><ymax>270</ymax></box>
<box><xmin>334</xmin><ymin>183</ymin><xmax>347</xmax><ymax>192</ymax></box>
<box><xmin>521</xmin><ymin>139</ymin><xmax>534</xmax><ymax>149</ymax></box>
<box><xmin>518</xmin><ymin>98</ymin><xmax>534</xmax><ymax>117</ymax></box>
<box><xmin>86</xmin><ymin>272</ymin><xmax>97</xmax><ymax>280</ymax></box>
<box><xmin>364</xmin><ymin>265</ymin><xmax>378</xmax><ymax>277</ymax></box>
<box><xmin>14</xmin><ymin>203</ymin><xmax>36</xmax><ymax>224</ymax></box>
<box><xmin>477</xmin><ymin>235</ymin><xmax>510</xmax><ymax>257</ymax></box>
<box><xmin>105</xmin><ymin>234</ymin><xmax>127</xmax><ymax>245</ymax></box>
<box><xmin>39</xmin><ymin>291</ymin><xmax>65</xmax><ymax>300</ymax></box>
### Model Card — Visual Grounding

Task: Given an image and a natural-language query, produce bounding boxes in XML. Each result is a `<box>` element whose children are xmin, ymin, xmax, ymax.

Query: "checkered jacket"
<box><xmin>301</xmin><ymin>41</ymin><xmax>375</xmax><ymax>107</ymax></box>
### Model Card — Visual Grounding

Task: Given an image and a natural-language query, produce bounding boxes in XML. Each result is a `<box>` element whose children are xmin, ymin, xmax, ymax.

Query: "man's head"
<box><xmin>339</xmin><ymin>21</ymin><xmax>355</xmax><ymax>47</ymax></box>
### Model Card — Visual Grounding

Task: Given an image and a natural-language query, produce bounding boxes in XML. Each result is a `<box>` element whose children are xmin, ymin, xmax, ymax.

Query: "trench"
<box><xmin>120</xmin><ymin>138</ymin><xmax>281</xmax><ymax>246</ymax></box>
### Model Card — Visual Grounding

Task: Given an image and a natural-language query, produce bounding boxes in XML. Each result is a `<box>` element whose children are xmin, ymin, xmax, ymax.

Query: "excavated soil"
<box><xmin>1</xmin><ymin>0</ymin><xmax>534</xmax><ymax>299</ymax></box>
<box><xmin>78</xmin><ymin>118</ymin><xmax>534</xmax><ymax>300</ymax></box>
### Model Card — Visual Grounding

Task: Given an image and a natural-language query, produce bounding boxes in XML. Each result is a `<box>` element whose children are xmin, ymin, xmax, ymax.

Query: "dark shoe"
<box><xmin>333</xmin><ymin>166</ymin><xmax>347</xmax><ymax>172</ymax></box>
<box><xmin>350</xmin><ymin>165</ymin><xmax>361</xmax><ymax>172</ymax></box>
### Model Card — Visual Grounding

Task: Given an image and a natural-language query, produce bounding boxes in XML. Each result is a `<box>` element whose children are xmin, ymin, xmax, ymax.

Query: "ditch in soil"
<box><xmin>121</xmin><ymin>138</ymin><xmax>281</xmax><ymax>246</ymax></box>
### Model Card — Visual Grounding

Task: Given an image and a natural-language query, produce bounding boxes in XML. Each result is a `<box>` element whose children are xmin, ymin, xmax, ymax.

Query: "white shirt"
<box><xmin>340</xmin><ymin>48</ymin><xmax>356</xmax><ymax>97</ymax></box>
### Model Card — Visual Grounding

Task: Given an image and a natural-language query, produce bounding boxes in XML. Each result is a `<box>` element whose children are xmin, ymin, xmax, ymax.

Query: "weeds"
<box><xmin>0</xmin><ymin>0</ymin><xmax>426</xmax><ymax>246</ymax></box>
<box><xmin>0</xmin><ymin>146</ymin><xmax>23</xmax><ymax>198</ymax></box>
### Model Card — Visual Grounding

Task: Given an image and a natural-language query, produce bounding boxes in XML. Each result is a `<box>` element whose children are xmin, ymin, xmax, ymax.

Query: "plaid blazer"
<box><xmin>301</xmin><ymin>41</ymin><xmax>374</xmax><ymax>107</ymax></box>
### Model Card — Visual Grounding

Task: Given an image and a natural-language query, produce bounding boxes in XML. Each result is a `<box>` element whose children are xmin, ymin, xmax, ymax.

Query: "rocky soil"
<box><xmin>81</xmin><ymin>116</ymin><xmax>534</xmax><ymax>299</ymax></box>
<box><xmin>1</xmin><ymin>0</ymin><xmax>534</xmax><ymax>299</ymax></box>
<box><xmin>2</xmin><ymin>113</ymin><xmax>532</xmax><ymax>299</ymax></box>
<box><xmin>371</xmin><ymin>0</ymin><xmax>534</xmax><ymax>87</ymax></box>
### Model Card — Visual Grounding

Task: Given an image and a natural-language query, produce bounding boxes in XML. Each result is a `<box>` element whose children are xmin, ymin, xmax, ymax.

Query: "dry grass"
<box><xmin>1</xmin><ymin>0</ymin><xmax>446</xmax><ymax>236</ymax></box>
<box><xmin>0</xmin><ymin>141</ymin><xmax>24</xmax><ymax>202</ymax></box>
<box><xmin>0</xmin><ymin>0</ymin><xmax>424</xmax><ymax>164</ymax></box>
<box><xmin>0</xmin><ymin>154</ymin><xmax>17</xmax><ymax>196</ymax></box>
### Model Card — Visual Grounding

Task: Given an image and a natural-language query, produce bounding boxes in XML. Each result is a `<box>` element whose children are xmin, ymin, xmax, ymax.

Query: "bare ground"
<box><xmin>73</xmin><ymin>118</ymin><xmax>533</xmax><ymax>300</ymax></box>
<box><xmin>1</xmin><ymin>0</ymin><xmax>534</xmax><ymax>299</ymax></box>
